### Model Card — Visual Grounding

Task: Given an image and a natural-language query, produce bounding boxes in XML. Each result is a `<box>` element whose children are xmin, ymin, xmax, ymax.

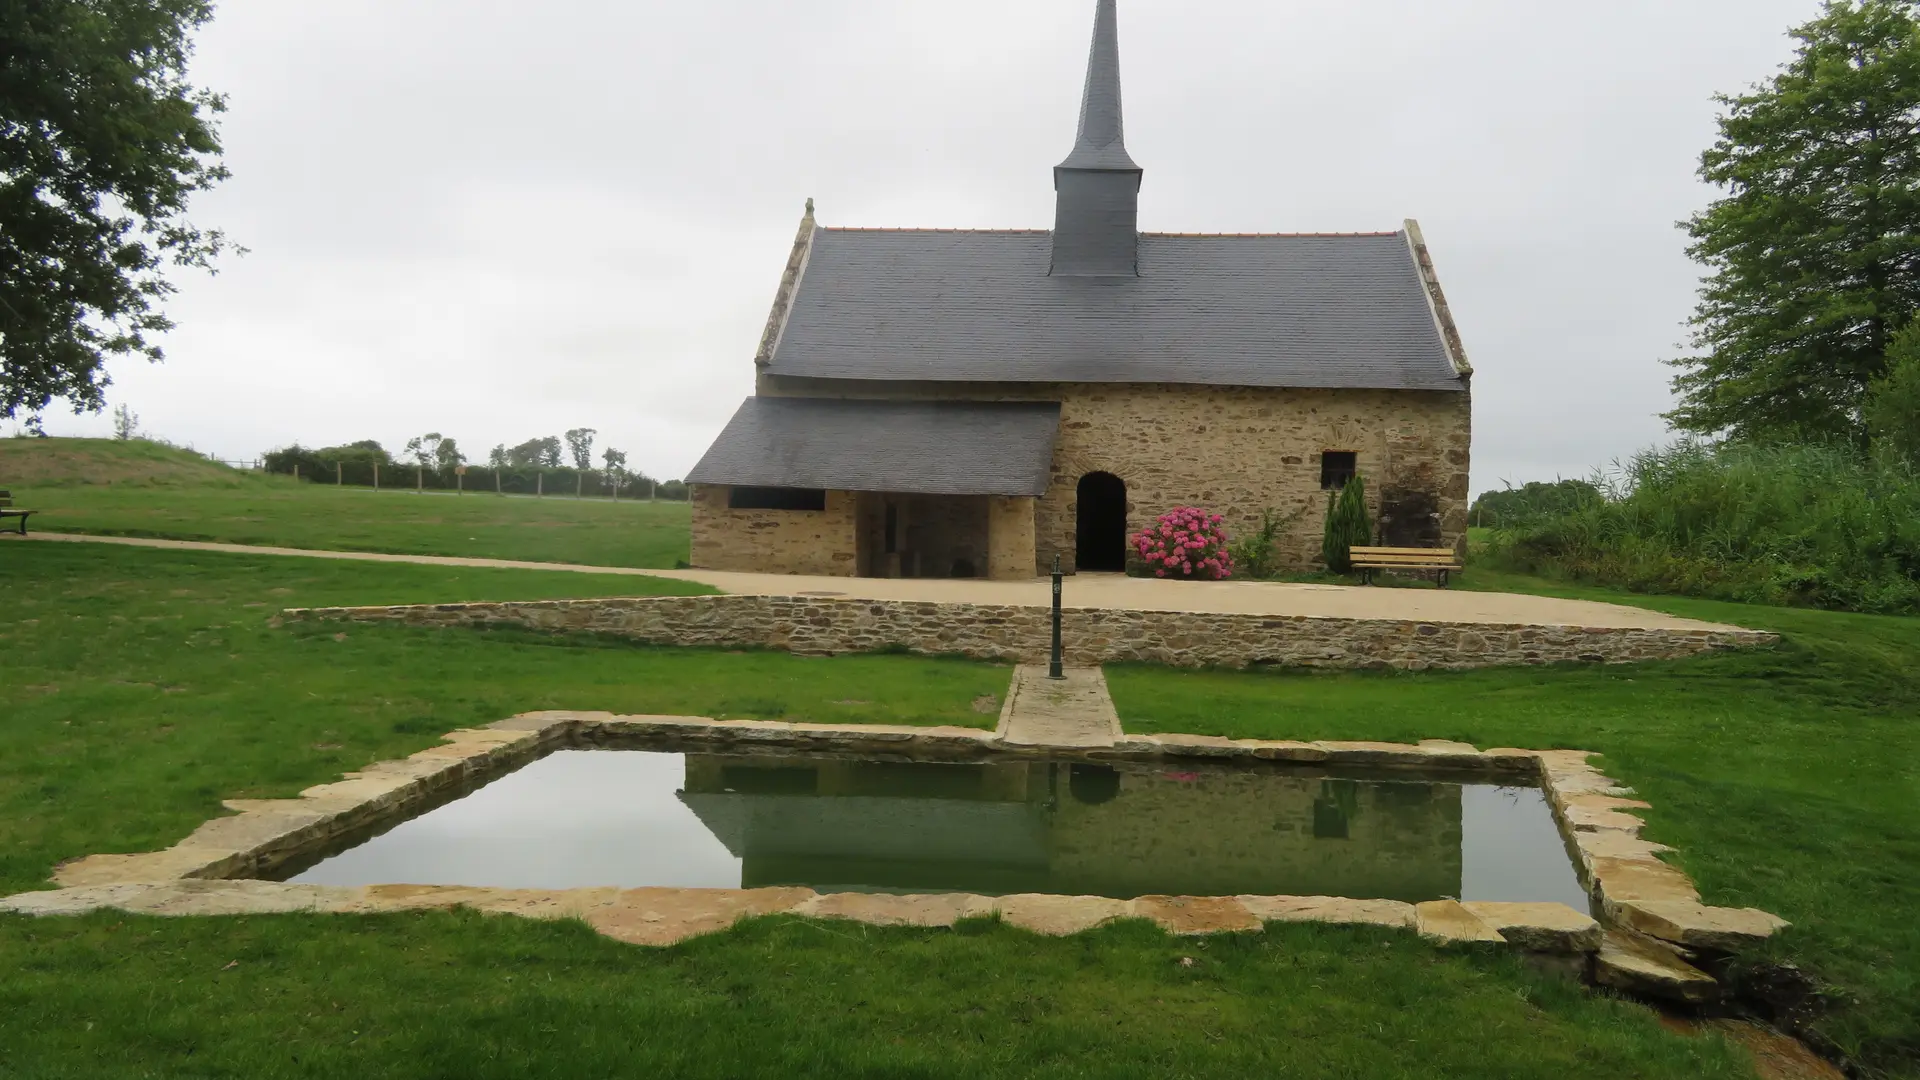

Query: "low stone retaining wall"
<box><xmin>282</xmin><ymin>594</ymin><xmax>1777</xmax><ymax>671</ymax></box>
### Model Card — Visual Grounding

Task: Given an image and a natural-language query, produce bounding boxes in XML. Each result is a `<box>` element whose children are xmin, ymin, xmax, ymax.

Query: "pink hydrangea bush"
<box><xmin>1131</xmin><ymin>507</ymin><xmax>1234</xmax><ymax>580</ymax></box>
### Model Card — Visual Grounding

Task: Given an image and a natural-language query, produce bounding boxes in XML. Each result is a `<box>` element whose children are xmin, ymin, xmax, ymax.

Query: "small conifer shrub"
<box><xmin>1321</xmin><ymin>474</ymin><xmax>1373</xmax><ymax>574</ymax></box>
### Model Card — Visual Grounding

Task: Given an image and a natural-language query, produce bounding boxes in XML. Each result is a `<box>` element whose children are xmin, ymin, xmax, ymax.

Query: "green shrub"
<box><xmin>1469</xmin><ymin>479</ymin><xmax>1603</xmax><ymax>529</ymax></box>
<box><xmin>1321</xmin><ymin>474</ymin><xmax>1373</xmax><ymax>574</ymax></box>
<box><xmin>1867</xmin><ymin>328</ymin><xmax>1920</xmax><ymax>465</ymax></box>
<box><xmin>1228</xmin><ymin>507</ymin><xmax>1293</xmax><ymax>579</ymax></box>
<box><xmin>1484</xmin><ymin>441</ymin><xmax>1920</xmax><ymax>613</ymax></box>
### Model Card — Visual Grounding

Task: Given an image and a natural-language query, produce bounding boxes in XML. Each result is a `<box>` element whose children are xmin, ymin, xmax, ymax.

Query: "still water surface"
<box><xmin>289</xmin><ymin>750</ymin><xmax>1587</xmax><ymax>907</ymax></box>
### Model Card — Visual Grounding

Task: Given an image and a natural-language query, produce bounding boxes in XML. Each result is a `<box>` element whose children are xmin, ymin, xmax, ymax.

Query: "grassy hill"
<box><xmin>0</xmin><ymin>438</ymin><xmax>692</xmax><ymax>569</ymax></box>
<box><xmin>0</xmin><ymin>437</ymin><xmax>260</xmax><ymax>488</ymax></box>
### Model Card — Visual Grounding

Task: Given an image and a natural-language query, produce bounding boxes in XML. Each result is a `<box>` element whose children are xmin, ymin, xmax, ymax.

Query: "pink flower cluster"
<box><xmin>1131</xmin><ymin>506</ymin><xmax>1233</xmax><ymax>581</ymax></box>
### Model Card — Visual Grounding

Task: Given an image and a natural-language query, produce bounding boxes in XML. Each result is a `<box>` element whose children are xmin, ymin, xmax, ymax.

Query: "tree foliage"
<box><xmin>1868</xmin><ymin>320</ymin><xmax>1920</xmax><ymax>461</ymax></box>
<box><xmin>1</xmin><ymin>0</ymin><xmax>234</xmax><ymax>421</ymax></box>
<box><xmin>1469</xmin><ymin>479</ymin><xmax>1604</xmax><ymax>529</ymax></box>
<box><xmin>1672</xmin><ymin>0</ymin><xmax>1920</xmax><ymax>442</ymax></box>
<box><xmin>1321</xmin><ymin>474</ymin><xmax>1373</xmax><ymax>574</ymax></box>
<box><xmin>564</xmin><ymin>427</ymin><xmax>596</xmax><ymax>471</ymax></box>
<box><xmin>506</xmin><ymin>437</ymin><xmax>561</xmax><ymax>470</ymax></box>
<box><xmin>402</xmin><ymin>432</ymin><xmax>464</xmax><ymax>473</ymax></box>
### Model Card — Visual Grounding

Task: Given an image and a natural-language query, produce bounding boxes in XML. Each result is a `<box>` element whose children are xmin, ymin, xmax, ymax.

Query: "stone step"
<box><xmin>1593</xmin><ymin>929</ymin><xmax>1719</xmax><ymax>1004</ymax></box>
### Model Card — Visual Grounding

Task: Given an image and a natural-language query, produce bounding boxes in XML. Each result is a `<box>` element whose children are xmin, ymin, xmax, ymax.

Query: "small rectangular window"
<box><xmin>728</xmin><ymin>486</ymin><xmax>827</xmax><ymax>511</ymax></box>
<box><xmin>1320</xmin><ymin>451</ymin><xmax>1358</xmax><ymax>491</ymax></box>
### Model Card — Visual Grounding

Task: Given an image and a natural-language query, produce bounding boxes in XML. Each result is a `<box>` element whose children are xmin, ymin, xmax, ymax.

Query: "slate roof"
<box><xmin>764</xmin><ymin>228</ymin><xmax>1466</xmax><ymax>392</ymax></box>
<box><xmin>1057</xmin><ymin>0</ymin><xmax>1138</xmax><ymax>173</ymax></box>
<box><xmin>685</xmin><ymin>397</ymin><xmax>1060</xmax><ymax>496</ymax></box>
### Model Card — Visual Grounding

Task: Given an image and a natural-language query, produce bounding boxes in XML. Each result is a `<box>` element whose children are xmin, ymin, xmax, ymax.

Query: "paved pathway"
<box><xmin>5</xmin><ymin>531</ymin><xmax>1748</xmax><ymax>632</ymax></box>
<box><xmin>996</xmin><ymin>666</ymin><xmax>1122</xmax><ymax>749</ymax></box>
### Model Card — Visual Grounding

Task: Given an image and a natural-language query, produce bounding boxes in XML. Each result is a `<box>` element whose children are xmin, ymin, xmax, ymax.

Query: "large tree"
<box><xmin>564</xmin><ymin>427</ymin><xmax>596</xmax><ymax>471</ymax></box>
<box><xmin>1</xmin><ymin>0</ymin><xmax>233</xmax><ymax>423</ymax></box>
<box><xmin>1671</xmin><ymin>0</ymin><xmax>1920</xmax><ymax>443</ymax></box>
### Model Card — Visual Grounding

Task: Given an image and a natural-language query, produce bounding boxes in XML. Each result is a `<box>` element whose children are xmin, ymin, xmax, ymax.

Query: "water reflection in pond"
<box><xmin>288</xmin><ymin>750</ymin><xmax>1587</xmax><ymax>908</ymax></box>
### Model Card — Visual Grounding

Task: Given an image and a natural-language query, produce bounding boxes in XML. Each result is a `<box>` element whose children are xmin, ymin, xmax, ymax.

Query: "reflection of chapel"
<box><xmin>686</xmin><ymin>0</ymin><xmax>1473</xmax><ymax>579</ymax></box>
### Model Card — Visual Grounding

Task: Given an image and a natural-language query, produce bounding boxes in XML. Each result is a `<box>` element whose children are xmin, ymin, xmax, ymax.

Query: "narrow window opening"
<box><xmin>1319</xmin><ymin>451</ymin><xmax>1358</xmax><ymax>491</ymax></box>
<box><xmin>729</xmin><ymin>486</ymin><xmax>827</xmax><ymax>511</ymax></box>
<box><xmin>884</xmin><ymin>503</ymin><xmax>898</xmax><ymax>554</ymax></box>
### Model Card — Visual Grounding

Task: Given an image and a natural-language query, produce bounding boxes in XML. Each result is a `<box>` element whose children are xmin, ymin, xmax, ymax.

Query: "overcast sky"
<box><xmin>27</xmin><ymin>0</ymin><xmax>1819</xmax><ymax>495</ymax></box>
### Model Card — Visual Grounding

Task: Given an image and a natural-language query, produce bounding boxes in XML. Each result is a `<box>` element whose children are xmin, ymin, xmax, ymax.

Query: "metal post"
<box><xmin>1048</xmin><ymin>553</ymin><xmax>1065</xmax><ymax>679</ymax></box>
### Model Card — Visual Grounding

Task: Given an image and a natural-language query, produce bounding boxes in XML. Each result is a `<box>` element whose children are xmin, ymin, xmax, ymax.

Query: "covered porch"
<box><xmin>686</xmin><ymin>397</ymin><xmax>1059</xmax><ymax>581</ymax></box>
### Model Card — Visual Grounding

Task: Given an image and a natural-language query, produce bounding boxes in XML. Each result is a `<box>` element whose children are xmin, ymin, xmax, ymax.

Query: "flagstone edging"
<box><xmin>6</xmin><ymin>710</ymin><xmax>1789</xmax><ymax>1003</ymax></box>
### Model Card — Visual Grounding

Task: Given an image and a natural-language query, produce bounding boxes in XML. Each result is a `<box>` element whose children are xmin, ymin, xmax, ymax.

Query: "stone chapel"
<box><xmin>686</xmin><ymin>0</ymin><xmax>1473</xmax><ymax>580</ymax></box>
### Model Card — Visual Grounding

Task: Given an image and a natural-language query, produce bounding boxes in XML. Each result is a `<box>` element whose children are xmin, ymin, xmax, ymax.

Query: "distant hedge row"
<box><xmin>261</xmin><ymin>446</ymin><xmax>688</xmax><ymax>500</ymax></box>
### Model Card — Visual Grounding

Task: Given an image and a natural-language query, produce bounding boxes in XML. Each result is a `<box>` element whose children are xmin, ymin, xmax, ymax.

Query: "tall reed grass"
<box><xmin>1483</xmin><ymin>441</ymin><xmax>1920</xmax><ymax>613</ymax></box>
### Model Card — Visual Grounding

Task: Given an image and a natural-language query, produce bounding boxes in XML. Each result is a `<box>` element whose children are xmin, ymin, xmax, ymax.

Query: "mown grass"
<box><xmin>1108</xmin><ymin>580</ymin><xmax>1920</xmax><ymax>1076</ymax></box>
<box><xmin>0</xmin><ymin>914</ymin><xmax>1753</xmax><ymax>1080</ymax></box>
<box><xmin>0</xmin><ymin>541</ymin><xmax>1762</xmax><ymax>1079</ymax></box>
<box><xmin>0</xmin><ymin>542</ymin><xmax>1008</xmax><ymax>893</ymax></box>
<box><xmin>3</xmin><ymin>437</ymin><xmax>693</xmax><ymax>568</ymax></box>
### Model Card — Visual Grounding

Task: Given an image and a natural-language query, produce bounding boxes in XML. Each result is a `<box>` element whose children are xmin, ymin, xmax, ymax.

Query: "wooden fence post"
<box><xmin>576</xmin><ymin>472</ymin><xmax>584</xmax><ymax>499</ymax></box>
<box><xmin>374</xmin><ymin>462</ymin><xmax>380</xmax><ymax>490</ymax></box>
<box><xmin>416</xmin><ymin>467</ymin><xmax>423</xmax><ymax>493</ymax></box>
<box><xmin>536</xmin><ymin>473</ymin><xmax>543</xmax><ymax>498</ymax></box>
<box><xmin>336</xmin><ymin>461</ymin><xmax>343</xmax><ymax>486</ymax></box>
<box><xmin>495</xmin><ymin>469</ymin><xmax>502</xmax><ymax>495</ymax></box>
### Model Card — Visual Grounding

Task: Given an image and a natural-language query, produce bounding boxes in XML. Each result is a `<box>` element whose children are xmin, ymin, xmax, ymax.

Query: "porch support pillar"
<box><xmin>988</xmin><ymin>496</ymin><xmax>1038</xmax><ymax>581</ymax></box>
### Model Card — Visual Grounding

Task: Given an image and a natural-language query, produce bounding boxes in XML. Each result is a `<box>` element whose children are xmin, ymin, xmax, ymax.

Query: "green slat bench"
<box><xmin>0</xmin><ymin>490</ymin><xmax>35</xmax><ymax>535</ymax></box>
<box><xmin>1350</xmin><ymin>545</ymin><xmax>1462</xmax><ymax>588</ymax></box>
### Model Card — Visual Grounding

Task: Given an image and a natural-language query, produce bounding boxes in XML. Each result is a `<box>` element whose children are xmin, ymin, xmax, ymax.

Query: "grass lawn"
<box><xmin>1109</xmin><ymin>576</ymin><xmax>1920</xmax><ymax>1077</ymax></box>
<box><xmin>2</xmin><ymin>913</ymin><xmax>1752</xmax><ymax>1080</ymax></box>
<box><xmin>0</xmin><ymin>542</ymin><xmax>1012</xmax><ymax>893</ymax></box>
<box><xmin>2</xmin><ymin>438</ymin><xmax>692</xmax><ymax>568</ymax></box>
<box><xmin>0</xmin><ymin>541</ymin><xmax>1767</xmax><ymax>1079</ymax></box>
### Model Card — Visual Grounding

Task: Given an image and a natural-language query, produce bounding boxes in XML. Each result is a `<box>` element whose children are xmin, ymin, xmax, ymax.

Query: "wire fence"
<box><xmin>265</xmin><ymin>457</ymin><xmax>689</xmax><ymax>501</ymax></box>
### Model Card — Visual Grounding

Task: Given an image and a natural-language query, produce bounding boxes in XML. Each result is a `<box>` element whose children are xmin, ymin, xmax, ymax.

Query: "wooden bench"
<box><xmin>1350</xmin><ymin>545</ymin><xmax>1462</xmax><ymax>588</ymax></box>
<box><xmin>0</xmin><ymin>490</ymin><xmax>34</xmax><ymax>535</ymax></box>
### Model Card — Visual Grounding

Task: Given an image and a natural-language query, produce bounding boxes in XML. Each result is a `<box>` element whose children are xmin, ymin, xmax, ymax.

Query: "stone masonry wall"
<box><xmin>1038</xmin><ymin>384</ymin><xmax>1471</xmax><ymax>573</ymax></box>
<box><xmin>690</xmin><ymin>485</ymin><xmax>858</xmax><ymax>577</ymax></box>
<box><xmin>285</xmin><ymin>595</ymin><xmax>1775</xmax><ymax>672</ymax></box>
<box><xmin>987</xmin><ymin>496</ymin><xmax>1037</xmax><ymax>581</ymax></box>
<box><xmin>753</xmin><ymin>377</ymin><xmax>1473</xmax><ymax>574</ymax></box>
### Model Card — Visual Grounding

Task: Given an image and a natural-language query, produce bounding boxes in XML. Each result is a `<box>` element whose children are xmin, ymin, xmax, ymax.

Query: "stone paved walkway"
<box><xmin>996</xmin><ymin>666</ymin><xmax>1122</xmax><ymax>749</ymax></box>
<box><xmin>8</xmin><ymin>531</ymin><xmax>1750</xmax><ymax>632</ymax></box>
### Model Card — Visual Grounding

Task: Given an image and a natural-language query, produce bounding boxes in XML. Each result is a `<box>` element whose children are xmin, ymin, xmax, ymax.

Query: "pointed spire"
<box><xmin>1050</xmin><ymin>0</ymin><xmax>1141</xmax><ymax>278</ymax></box>
<box><xmin>1057</xmin><ymin>0</ymin><xmax>1138</xmax><ymax>172</ymax></box>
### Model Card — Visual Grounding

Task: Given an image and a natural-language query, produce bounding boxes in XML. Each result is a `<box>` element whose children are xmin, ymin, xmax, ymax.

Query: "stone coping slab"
<box><xmin>7</xmin><ymin>710</ymin><xmax>1789</xmax><ymax>1005</ymax></box>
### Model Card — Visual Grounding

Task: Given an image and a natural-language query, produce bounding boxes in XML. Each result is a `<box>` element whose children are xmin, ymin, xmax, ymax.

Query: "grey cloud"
<box><xmin>44</xmin><ymin>0</ymin><xmax>1819</xmax><ymax>492</ymax></box>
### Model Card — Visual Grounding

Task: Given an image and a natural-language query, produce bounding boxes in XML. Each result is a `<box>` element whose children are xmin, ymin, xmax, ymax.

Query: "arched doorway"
<box><xmin>1075</xmin><ymin>472</ymin><xmax>1128</xmax><ymax>572</ymax></box>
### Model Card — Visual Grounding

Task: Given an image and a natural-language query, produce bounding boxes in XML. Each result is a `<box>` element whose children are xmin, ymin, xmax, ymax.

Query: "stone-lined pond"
<box><xmin>286</xmin><ymin>749</ymin><xmax>1588</xmax><ymax>908</ymax></box>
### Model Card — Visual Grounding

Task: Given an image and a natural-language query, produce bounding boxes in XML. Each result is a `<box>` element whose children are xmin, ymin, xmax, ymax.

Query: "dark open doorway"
<box><xmin>1075</xmin><ymin>472</ymin><xmax>1128</xmax><ymax>572</ymax></box>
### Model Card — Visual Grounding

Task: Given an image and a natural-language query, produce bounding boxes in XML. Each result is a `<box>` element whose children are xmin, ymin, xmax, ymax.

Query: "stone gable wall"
<box><xmin>284</xmin><ymin>595</ymin><xmax>1774</xmax><ymax>672</ymax></box>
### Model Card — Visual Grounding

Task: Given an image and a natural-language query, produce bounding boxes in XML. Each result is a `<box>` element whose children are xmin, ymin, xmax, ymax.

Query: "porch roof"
<box><xmin>687</xmin><ymin>397</ymin><xmax>1060</xmax><ymax>497</ymax></box>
